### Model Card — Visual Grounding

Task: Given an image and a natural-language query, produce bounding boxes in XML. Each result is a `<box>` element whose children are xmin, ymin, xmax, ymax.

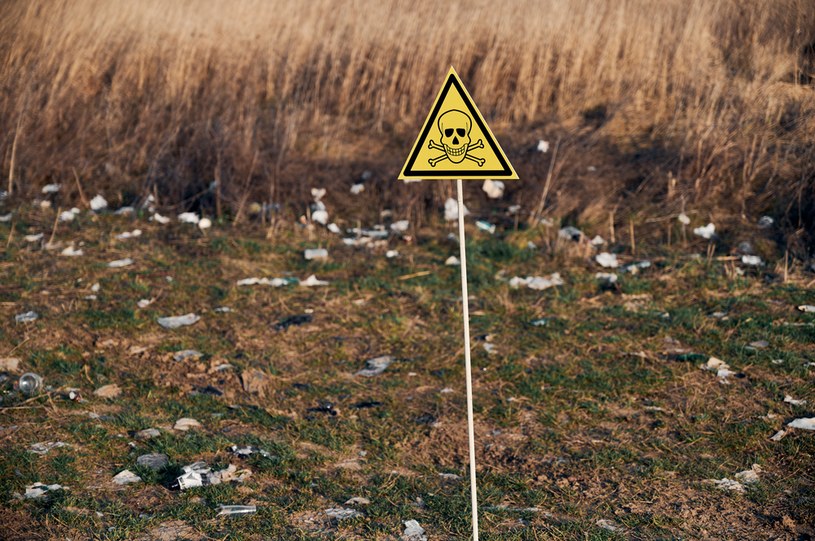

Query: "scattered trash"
<box><xmin>741</xmin><ymin>255</ymin><xmax>763</xmax><ymax>266</ymax></box>
<box><xmin>439</xmin><ymin>473</ymin><xmax>460</xmax><ymax>480</ymax></box>
<box><xmin>94</xmin><ymin>384</ymin><xmax>122</xmax><ymax>398</ymax></box>
<box><xmin>151</xmin><ymin>213</ymin><xmax>170</xmax><ymax>225</ymax></box>
<box><xmin>275</xmin><ymin>314</ymin><xmax>313</xmax><ymax>331</ymax></box>
<box><xmin>386</xmin><ymin>250</ymin><xmax>399</xmax><ymax>258</ymax></box>
<box><xmin>476</xmin><ymin>220</ymin><xmax>496</xmax><ymax>234</ymax></box>
<box><xmin>444</xmin><ymin>198</ymin><xmax>468</xmax><ymax>221</ymax></box>
<box><xmin>17</xmin><ymin>482</ymin><xmax>65</xmax><ymax>500</ymax></box>
<box><xmin>350</xmin><ymin>183</ymin><xmax>365</xmax><ymax>195</ymax></box>
<box><xmin>114</xmin><ymin>206</ymin><xmax>135</xmax><ymax>216</ymax></box>
<box><xmin>137</xmin><ymin>298</ymin><xmax>155</xmax><ymax>309</ymax></box>
<box><xmin>24</xmin><ymin>233</ymin><xmax>43</xmax><ymax>243</ymax></box>
<box><xmin>558</xmin><ymin>226</ymin><xmax>583</xmax><ymax>241</ymax></box>
<box><xmin>509</xmin><ymin>273</ymin><xmax>564</xmax><ymax>291</ymax></box>
<box><xmin>305</xmin><ymin>248</ymin><xmax>328</xmax><ymax>260</ymax></box>
<box><xmin>214</xmin><ymin>306</ymin><xmax>232</xmax><ymax>313</ymax></box>
<box><xmin>173</xmin><ymin>350</ymin><xmax>203</xmax><ymax>362</ymax></box>
<box><xmin>798</xmin><ymin>305</ymin><xmax>815</xmax><ymax>313</ymax></box>
<box><xmin>60</xmin><ymin>246</ymin><xmax>83</xmax><ymax>257</ymax></box>
<box><xmin>228</xmin><ymin>445</ymin><xmax>271</xmax><ymax>459</ymax></box>
<box><xmin>108</xmin><ymin>258</ymin><xmax>134</xmax><ymax>268</ymax></box>
<box><xmin>173</xmin><ymin>418</ymin><xmax>202</xmax><ymax>431</ymax></box>
<box><xmin>311</xmin><ymin>188</ymin><xmax>326</xmax><ymax>201</ymax></box>
<box><xmin>312</xmin><ymin>208</ymin><xmax>329</xmax><ymax>225</ymax></box>
<box><xmin>596</xmin><ymin>519</ymin><xmax>622</xmax><ymax>532</ymax></box>
<box><xmin>327</xmin><ymin>223</ymin><xmax>341</xmax><ymax>234</ymax></box>
<box><xmin>115</xmin><ymin>229</ymin><xmax>142</xmax><ymax>240</ymax></box>
<box><xmin>345</xmin><ymin>496</ymin><xmax>371</xmax><ymax>506</ymax></box>
<box><xmin>590</xmin><ymin>235</ymin><xmax>605</xmax><ymax>246</ymax></box>
<box><xmin>536</xmin><ymin>140</ymin><xmax>549</xmax><ymax>153</ymax></box>
<box><xmin>787</xmin><ymin>418</ymin><xmax>815</xmax><ymax>430</ymax></box>
<box><xmin>135</xmin><ymin>428</ymin><xmax>161</xmax><ymax>440</ymax></box>
<box><xmin>445</xmin><ymin>255</ymin><xmax>460</xmax><ymax>266</ymax></box>
<box><xmin>622</xmin><ymin>260</ymin><xmax>651</xmax><ymax>275</ymax></box>
<box><xmin>401</xmin><ymin>519</ymin><xmax>427</xmax><ymax>541</ymax></box>
<box><xmin>595</xmin><ymin>252</ymin><xmax>618</xmax><ymax>268</ymax></box>
<box><xmin>482</xmin><ymin>179</ymin><xmax>505</xmax><ymax>199</ymax></box>
<box><xmin>758</xmin><ymin>216</ymin><xmax>774</xmax><ymax>228</ymax></box>
<box><xmin>356</xmin><ymin>355</ymin><xmax>394</xmax><ymax>377</ymax></box>
<box><xmin>596</xmin><ymin>272</ymin><xmax>618</xmax><ymax>285</ymax></box>
<box><xmin>237</xmin><ymin>277</ymin><xmax>294</xmax><ymax>287</ymax></box>
<box><xmin>178</xmin><ymin>212</ymin><xmax>200</xmax><ymax>224</ymax></box>
<box><xmin>711</xmin><ymin>478</ymin><xmax>745</xmax><ymax>493</ymax></box>
<box><xmin>18</xmin><ymin>372</ymin><xmax>43</xmax><ymax>395</ymax></box>
<box><xmin>90</xmin><ymin>194</ymin><xmax>108</xmax><ymax>211</ymax></box>
<box><xmin>301</xmin><ymin>275</ymin><xmax>329</xmax><ymax>287</ymax></box>
<box><xmin>770</xmin><ymin>430</ymin><xmax>787</xmax><ymax>441</ymax></box>
<box><xmin>198</xmin><ymin>217</ymin><xmax>212</xmax><ymax>230</ymax></box>
<box><xmin>112</xmin><ymin>469</ymin><xmax>142</xmax><ymax>485</ymax></box>
<box><xmin>218</xmin><ymin>505</ymin><xmax>257</xmax><ymax>516</ymax></box>
<box><xmin>531</xmin><ymin>318</ymin><xmax>549</xmax><ymax>326</ymax></box>
<box><xmin>734</xmin><ymin>465</ymin><xmax>761</xmax><ymax>484</ymax></box>
<box><xmin>678</xmin><ymin>213</ymin><xmax>690</xmax><ymax>225</ymax></box>
<box><xmin>701</xmin><ymin>357</ymin><xmax>735</xmax><ymax>382</ymax></box>
<box><xmin>29</xmin><ymin>442</ymin><xmax>70</xmax><ymax>455</ymax></box>
<box><xmin>158</xmin><ymin>313</ymin><xmax>200</xmax><ymax>329</ymax></box>
<box><xmin>693</xmin><ymin>223</ymin><xmax>715</xmax><ymax>239</ymax></box>
<box><xmin>136</xmin><ymin>453</ymin><xmax>169</xmax><ymax>471</ymax></box>
<box><xmin>391</xmin><ymin>220</ymin><xmax>410</xmax><ymax>233</ymax></box>
<box><xmin>0</xmin><ymin>357</ymin><xmax>21</xmax><ymax>372</ymax></box>
<box><xmin>59</xmin><ymin>208</ymin><xmax>80</xmax><ymax>222</ymax></box>
<box><xmin>324</xmin><ymin>508</ymin><xmax>362</xmax><ymax>520</ymax></box>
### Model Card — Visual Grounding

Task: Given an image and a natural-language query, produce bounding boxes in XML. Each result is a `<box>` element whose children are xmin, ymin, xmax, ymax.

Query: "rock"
<box><xmin>157</xmin><ymin>313</ymin><xmax>200</xmax><ymax>329</ymax></box>
<box><xmin>401</xmin><ymin>519</ymin><xmax>427</xmax><ymax>541</ymax></box>
<box><xmin>112</xmin><ymin>469</ymin><xmax>142</xmax><ymax>485</ymax></box>
<box><xmin>137</xmin><ymin>453</ymin><xmax>169</xmax><ymax>471</ymax></box>
<box><xmin>135</xmin><ymin>428</ymin><xmax>161</xmax><ymax>440</ymax></box>
<box><xmin>173</xmin><ymin>418</ymin><xmax>202</xmax><ymax>431</ymax></box>
<box><xmin>324</xmin><ymin>507</ymin><xmax>362</xmax><ymax>520</ymax></box>
<box><xmin>356</xmin><ymin>355</ymin><xmax>394</xmax><ymax>377</ymax></box>
<box><xmin>787</xmin><ymin>418</ymin><xmax>815</xmax><ymax>430</ymax></box>
<box><xmin>0</xmin><ymin>357</ymin><xmax>21</xmax><ymax>372</ymax></box>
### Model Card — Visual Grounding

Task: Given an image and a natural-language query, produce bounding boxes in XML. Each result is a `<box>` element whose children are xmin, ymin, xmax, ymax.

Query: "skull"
<box><xmin>438</xmin><ymin>110</ymin><xmax>471</xmax><ymax>164</ymax></box>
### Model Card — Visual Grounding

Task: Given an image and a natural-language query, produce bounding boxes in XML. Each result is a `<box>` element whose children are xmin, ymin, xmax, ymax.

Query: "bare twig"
<box><xmin>532</xmin><ymin>136</ymin><xmax>561</xmax><ymax>224</ymax></box>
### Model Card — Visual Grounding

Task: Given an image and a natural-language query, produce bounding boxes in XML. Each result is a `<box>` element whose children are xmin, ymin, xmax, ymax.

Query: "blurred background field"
<box><xmin>1</xmin><ymin>0</ymin><xmax>814</xmax><ymax>251</ymax></box>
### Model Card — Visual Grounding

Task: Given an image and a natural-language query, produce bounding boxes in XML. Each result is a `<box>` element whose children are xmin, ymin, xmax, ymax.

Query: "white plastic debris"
<box><xmin>622</xmin><ymin>260</ymin><xmax>651</xmax><ymax>274</ymax></box>
<box><xmin>350</xmin><ymin>183</ymin><xmax>365</xmax><ymax>195</ymax></box>
<box><xmin>783</xmin><ymin>395</ymin><xmax>807</xmax><ymax>406</ymax></box>
<box><xmin>701</xmin><ymin>357</ymin><xmax>735</xmax><ymax>381</ymax></box>
<box><xmin>356</xmin><ymin>355</ymin><xmax>394</xmax><ymax>377</ymax></box>
<box><xmin>391</xmin><ymin>220</ymin><xmax>410</xmax><ymax>233</ymax></box>
<box><xmin>444</xmin><ymin>198</ymin><xmax>468</xmax><ymax>221</ymax></box>
<box><xmin>741</xmin><ymin>255</ymin><xmax>763</xmax><ymax>266</ymax></box>
<box><xmin>711</xmin><ymin>478</ymin><xmax>745</xmax><ymax>493</ymax></box>
<box><xmin>0</xmin><ymin>213</ymin><xmax>11</xmax><ymax>222</ymax></box>
<box><xmin>15</xmin><ymin>311</ymin><xmax>39</xmax><ymax>323</ymax></box>
<box><xmin>312</xmin><ymin>209</ymin><xmax>329</xmax><ymax>225</ymax></box>
<box><xmin>112</xmin><ymin>469</ymin><xmax>142</xmax><ymax>485</ymax></box>
<box><xmin>596</xmin><ymin>272</ymin><xmax>618</xmax><ymax>285</ymax></box>
<box><xmin>19</xmin><ymin>482</ymin><xmax>65</xmax><ymax>499</ymax></box>
<box><xmin>482</xmin><ymin>179</ymin><xmax>505</xmax><ymax>199</ymax></box>
<box><xmin>228</xmin><ymin>445</ymin><xmax>271</xmax><ymax>459</ymax></box>
<box><xmin>158</xmin><ymin>313</ymin><xmax>200</xmax><ymax>329</ymax></box>
<box><xmin>327</xmin><ymin>223</ymin><xmax>341</xmax><ymax>234</ymax></box>
<box><xmin>60</xmin><ymin>246</ymin><xmax>84</xmax><ymax>257</ymax></box>
<box><xmin>798</xmin><ymin>305</ymin><xmax>815</xmax><ymax>313</ymax></box>
<box><xmin>301</xmin><ymin>275</ymin><xmax>328</xmax><ymax>287</ymax></box>
<box><xmin>178</xmin><ymin>212</ymin><xmax>199</xmax><ymax>224</ymax></box>
<box><xmin>173</xmin><ymin>350</ymin><xmax>203</xmax><ymax>362</ymax></box>
<box><xmin>558</xmin><ymin>226</ymin><xmax>583</xmax><ymax>241</ymax></box>
<box><xmin>595</xmin><ymin>252</ymin><xmax>618</xmax><ymax>268</ymax></box>
<box><xmin>39</xmin><ymin>200</ymin><xmax>51</xmax><ymax>209</ymax></box>
<box><xmin>135</xmin><ymin>428</ymin><xmax>161</xmax><ymax>440</ymax></box>
<box><xmin>758</xmin><ymin>216</ymin><xmax>774</xmax><ymax>228</ymax></box>
<box><xmin>678</xmin><ymin>213</ymin><xmax>690</xmax><ymax>225</ymax></box>
<box><xmin>198</xmin><ymin>217</ymin><xmax>212</xmax><ymax>230</ymax></box>
<box><xmin>236</xmin><ymin>277</ymin><xmax>291</xmax><ymax>287</ymax></box>
<box><xmin>108</xmin><ymin>258</ymin><xmax>133</xmax><ymax>268</ymax></box>
<box><xmin>324</xmin><ymin>508</ymin><xmax>362</xmax><ymax>520</ymax></box>
<box><xmin>345</xmin><ymin>496</ymin><xmax>371</xmax><ymax>506</ymax></box>
<box><xmin>115</xmin><ymin>229</ymin><xmax>142</xmax><ymax>240</ymax></box>
<box><xmin>137</xmin><ymin>298</ymin><xmax>154</xmax><ymax>308</ymax></box>
<box><xmin>59</xmin><ymin>209</ymin><xmax>80</xmax><ymax>222</ymax></box>
<box><xmin>214</xmin><ymin>306</ymin><xmax>232</xmax><ymax>313</ymax></box>
<box><xmin>24</xmin><ymin>233</ymin><xmax>43</xmax><ymax>243</ymax></box>
<box><xmin>445</xmin><ymin>256</ymin><xmax>460</xmax><ymax>266</ymax></box>
<box><xmin>787</xmin><ymin>418</ymin><xmax>815</xmax><ymax>430</ymax></box>
<box><xmin>509</xmin><ymin>273</ymin><xmax>564</xmax><ymax>291</ymax></box>
<box><xmin>218</xmin><ymin>504</ymin><xmax>257</xmax><ymax>516</ymax></box>
<box><xmin>305</xmin><ymin>248</ymin><xmax>328</xmax><ymax>260</ymax></box>
<box><xmin>114</xmin><ymin>206</ymin><xmax>135</xmax><ymax>216</ymax></box>
<box><xmin>693</xmin><ymin>223</ymin><xmax>715</xmax><ymax>239</ymax></box>
<box><xmin>42</xmin><ymin>183</ymin><xmax>61</xmax><ymax>194</ymax></box>
<box><xmin>311</xmin><ymin>188</ymin><xmax>326</xmax><ymax>202</ymax></box>
<box><xmin>91</xmin><ymin>283</ymin><xmax>100</xmax><ymax>292</ymax></box>
<box><xmin>590</xmin><ymin>235</ymin><xmax>605</xmax><ymax>246</ymax></box>
<box><xmin>476</xmin><ymin>220</ymin><xmax>496</xmax><ymax>234</ymax></box>
<box><xmin>401</xmin><ymin>519</ymin><xmax>427</xmax><ymax>541</ymax></box>
<box><xmin>151</xmin><ymin>213</ymin><xmax>170</xmax><ymax>225</ymax></box>
<box><xmin>94</xmin><ymin>384</ymin><xmax>122</xmax><ymax>398</ymax></box>
<box><xmin>536</xmin><ymin>140</ymin><xmax>549</xmax><ymax>153</ymax></box>
<box><xmin>734</xmin><ymin>465</ymin><xmax>761</xmax><ymax>484</ymax></box>
<box><xmin>90</xmin><ymin>194</ymin><xmax>108</xmax><ymax>211</ymax></box>
<box><xmin>28</xmin><ymin>442</ymin><xmax>70</xmax><ymax>455</ymax></box>
<box><xmin>596</xmin><ymin>519</ymin><xmax>622</xmax><ymax>532</ymax></box>
<box><xmin>770</xmin><ymin>430</ymin><xmax>787</xmax><ymax>441</ymax></box>
<box><xmin>174</xmin><ymin>418</ymin><xmax>202</xmax><ymax>431</ymax></box>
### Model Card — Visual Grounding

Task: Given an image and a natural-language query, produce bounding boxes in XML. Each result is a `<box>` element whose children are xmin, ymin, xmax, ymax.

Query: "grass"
<box><xmin>0</xmin><ymin>207</ymin><xmax>813</xmax><ymax>539</ymax></box>
<box><xmin>1</xmin><ymin>0</ymin><xmax>814</xmax><ymax>241</ymax></box>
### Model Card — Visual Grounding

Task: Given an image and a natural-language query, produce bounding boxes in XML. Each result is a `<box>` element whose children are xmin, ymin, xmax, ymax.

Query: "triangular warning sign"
<box><xmin>399</xmin><ymin>67</ymin><xmax>518</xmax><ymax>181</ymax></box>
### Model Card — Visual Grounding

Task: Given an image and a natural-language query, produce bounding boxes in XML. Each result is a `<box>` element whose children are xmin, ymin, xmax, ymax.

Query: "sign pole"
<box><xmin>456</xmin><ymin>178</ymin><xmax>479</xmax><ymax>541</ymax></box>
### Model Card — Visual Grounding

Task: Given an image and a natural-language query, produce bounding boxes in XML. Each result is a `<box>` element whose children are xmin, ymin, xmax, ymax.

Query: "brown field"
<box><xmin>1</xmin><ymin>0</ymin><xmax>814</xmax><ymax>245</ymax></box>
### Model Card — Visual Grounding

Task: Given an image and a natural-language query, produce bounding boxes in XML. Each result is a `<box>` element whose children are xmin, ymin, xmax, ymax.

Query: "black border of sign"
<box><xmin>401</xmin><ymin>74</ymin><xmax>515</xmax><ymax>178</ymax></box>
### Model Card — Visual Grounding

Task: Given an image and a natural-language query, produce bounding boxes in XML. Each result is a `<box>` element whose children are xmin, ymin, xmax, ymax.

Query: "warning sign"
<box><xmin>399</xmin><ymin>67</ymin><xmax>518</xmax><ymax>181</ymax></box>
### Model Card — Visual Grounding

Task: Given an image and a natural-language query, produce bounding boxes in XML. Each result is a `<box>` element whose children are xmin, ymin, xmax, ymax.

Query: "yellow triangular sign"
<box><xmin>399</xmin><ymin>67</ymin><xmax>518</xmax><ymax>181</ymax></box>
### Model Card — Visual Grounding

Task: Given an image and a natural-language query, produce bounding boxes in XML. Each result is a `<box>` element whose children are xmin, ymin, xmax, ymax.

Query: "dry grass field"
<box><xmin>1</xmin><ymin>0</ymin><xmax>814</xmax><ymax>241</ymax></box>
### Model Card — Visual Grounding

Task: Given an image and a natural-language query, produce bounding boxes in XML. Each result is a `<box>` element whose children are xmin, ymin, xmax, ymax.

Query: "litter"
<box><xmin>327</xmin><ymin>223</ymin><xmax>341</xmax><ymax>234</ymax></box>
<box><xmin>312</xmin><ymin>209</ymin><xmax>329</xmax><ymax>225</ymax></box>
<box><xmin>386</xmin><ymin>250</ymin><xmax>399</xmax><ymax>258</ymax></box>
<box><xmin>311</xmin><ymin>188</ymin><xmax>326</xmax><ymax>201</ymax></box>
<box><xmin>350</xmin><ymin>183</ymin><xmax>364</xmax><ymax>194</ymax></box>
<box><xmin>595</xmin><ymin>272</ymin><xmax>618</xmax><ymax>285</ymax></box>
<box><xmin>595</xmin><ymin>252</ymin><xmax>618</xmax><ymax>268</ymax></box>
<box><xmin>29</xmin><ymin>442</ymin><xmax>70</xmax><ymax>455</ymax></box>
<box><xmin>787</xmin><ymin>418</ymin><xmax>815</xmax><ymax>430</ymax></box>
<box><xmin>439</xmin><ymin>473</ymin><xmax>460</xmax><ymax>480</ymax></box>
<box><xmin>445</xmin><ymin>256</ymin><xmax>460</xmax><ymax>266</ymax></box>
<box><xmin>16</xmin><ymin>311</ymin><xmax>39</xmax><ymax>323</ymax></box>
<box><xmin>24</xmin><ymin>233</ymin><xmax>43</xmax><ymax>243</ymax></box>
<box><xmin>798</xmin><ymin>305</ymin><xmax>815</xmax><ymax>313</ymax></box>
<box><xmin>401</xmin><ymin>519</ymin><xmax>427</xmax><ymax>541</ymax></box>
<box><xmin>758</xmin><ymin>216</ymin><xmax>774</xmax><ymax>228</ymax></box>
<box><xmin>749</xmin><ymin>340</ymin><xmax>769</xmax><ymax>349</ymax></box>
<box><xmin>178</xmin><ymin>212</ymin><xmax>200</xmax><ymax>224</ymax></box>
<box><xmin>476</xmin><ymin>220</ymin><xmax>496</xmax><ymax>234</ymax></box>
<box><xmin>18</xmin><ymin>372</ymin><xmax>42</xmax><ymax>396</ymax></box>
<box><xmin>59</xmin><ymin>209</ymin><xmax>80</xmax><ymax>222</ymax></box>
<box><xmin>622</xmin><ymin>260</ymin><xmax>651</xmax><ymax>274</ymax></box>
<box><xmin>356</xmin><ymin>355</ymin><xmax>394</xmax><ymax>377</ymax></box>
<box><xmin>275</xmin><ymin>314</ymin><xmax>312</xmax><ymax>331</ymax></box>
<box><xmin>678</xmin><ymin>213</ymin><xmax>690</xmax><ymax>225</ymax></box>
<box><xmin>60</xmin><ymin>246</ymin><xmax>83</xmax><ymax>257</ymax></box>
<box><xmin>531</xmin><ymin>318</ymin><xmax>549</xmax><ymax>326</ymax></box>
<box><xmin>701</xmin><ymin>357</ymin><xmax>735</xmax><ymax>381</ymax></box>
<box><xmin>391</xmin><ymin>220</ymin><xmax>410</xmax><ymax>233</ymax></box>
<box><xmin>135</xmin><ymin>428</ymin><xmax>161</xmax><ymax>440</ymax></box>
<box><xmin>770</xmin><ymin>430</ymin><xmax>787</xmax><ymax>441</ymax></box>
<box><xmin>137</xmin><ymin>298</ymin><xmax>154</xmax><ymax>308</ymax></box>
<box><xmin>114</xmin><ymin>206</ymin><xmax>135</xmax><ymax>216</ymax></box>
<box><xmin>304</xmin><ymin>248</ymin><xmax>328</xmax><ymax>260</ymax></box>
<box><xmin>324</xmin><ymin>508</ymin><xmax>362</xmax><ymax>520</ymax></box>
<box><xmin>596</xmin><ymin>519</ymin><xmax>622</xmax><ymax>532</ymax></box>
<box><xmin>536</xmin><ymin>140</ymin><xmax>549</xmax><ymax>153</ymax></box>
<box><xmin>734</xmin><ymin>465</ymin><xmax>761</xmax><ymax>484</ymax></box>
<box><xmin>151</xmin><ymin>213</ymin><xmax>170</xmax><ymax>224</ymax></box>
<box><xmin>90</xmin><ymin>194</ymin><xmax>108</xmax><ymax>211</ymax></box>
<box><xmin>218</xmin><ymin>505</ymin><xmax>257</xmax><ymax>516</ymax></box>
<box><xmin>348</xmin><ymin>226</ymin><xmax>388</xmax><ymax>239</ymax></box>
<box><xmin>157</xmin><ymin>313</ymin><xmax>200</xmax><ymax>329</ymax></box>
<box><xmin>444</xmin><ymin>198</ymin><xmax>468</xmax><ymax>221</ymax></box>
<box><xmin>228</xmin><ymin>445</ymin><xmax>272</xmax><ymax>459</ymax></box>
<box><xmin>0</xmin><ymin>213</ymin><xmax>11</xmax><ymax>222</ymax></box>
<box><xmin>112</xmin><ymin>470</ymin><xmax>142</xmax><ymax>485</ymax></box>
<box><xmin>693</xmin><ymin>223</ymin><xmax>715</xmax><ymax>239</ymax></box>
<box><xmin>345</xmin><ymin>496</ymin><xmax>371</xmax><ymax>506</ymax></box>
<box><xmin>173</xmin><ymin>350</ymin><xmax>203</xmax><ymax>362</ymax></box>
<box><xmin>214</xmin><ymin>306</ymin><xmax>232</xmax><ymax>313</ymax></box>
<box><xmin>236</xmin><ymin>277</ymin><xmax>295</xmax><ymax>287</ymax></box>
<box><xmin>0</xmin><ymin>357</ymin><xmax>21</xmax><ymax>372</ymax></box>
<box><xmin>173</xmin><ymin>417</ymin><xmax>202</xmax><ymax>431</ymax></box>
<box><xmin>198</xmin><ymin>218</ymin><xmax>212</xmax><ymax>230</ymax></box>
<box><xmin>711</xmin><ymin>478</ymin><xmax>745</xmax><ymax>493</ymax></box>
<box><xmin>18</xmin><ymin>483</ymin><xmax>65</xmax><ymax>499</ymax></box>
<box><xmin>558</xmin><ymin>226</ymin><xmax>583</xmax><ymax>241</ymax></box>
<box><xmin>136</xmin><ymin>453</ymin><xmax>169</xmax><ymax>471</ymax></box>
<box><xmin>741</xmin><ymin>255</ymin><xmax>763</xmax><ymax>266</ymax></box>
<box><xmin>38</xmin><ymin>200</ymin><xmax>51</xmax><ymax>209</ymax></box>
<box><xmin>94</xmin><ymin>384</ymin><xmax>122</xmax><ymax>398</ymax></box>
<box><xmin>108</xmin><ymin>258</ymin><xmax>133</xmax><ymax>268</ymax></box>
<box><xmin>590</xmin><ymin>235</ymin><xmax>605</xmax><ymax>246</ymax></box>
<box><xmin>115</xmin><ymin>230</ymin><xmax>142</xmax><ymax>240</ymax></box>
<box><xmin>482</xmin><ymin>179</ymin><xmax>505</xmax><ymax>199</ymax></box>
<box><xmin>301</xmin><ymin>275</ymin><xmax>329</xmax><ymax>287</ymax></box>
<box><xmin>509</xmin><ymin>273</ymin><xmax>564</xmax><ymax>291</ymax></box>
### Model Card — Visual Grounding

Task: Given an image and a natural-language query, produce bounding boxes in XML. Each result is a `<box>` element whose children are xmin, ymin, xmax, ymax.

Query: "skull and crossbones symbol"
<box><xmin>427</xmin><ymin>109</ymin><xmax>485</xmax><ymax>167</ymax></box>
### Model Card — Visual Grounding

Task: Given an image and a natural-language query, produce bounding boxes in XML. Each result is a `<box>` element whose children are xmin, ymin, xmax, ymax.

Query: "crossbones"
<box><xmin>428</xmin><ymin>139</ymin><xmax>485</xmax><ymax>167</ymax></box>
